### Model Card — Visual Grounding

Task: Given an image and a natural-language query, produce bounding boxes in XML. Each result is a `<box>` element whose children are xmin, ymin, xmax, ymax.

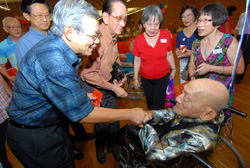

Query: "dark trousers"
<box><xmin>141</xmin><ymin>73</ymin><xmax>170</xmax><ymax>110</ymax></box>
<box><xmin>69</xmin><ymin>121</ymin><xmax>87</xmax><ymax>137</ymax></box>
<box><xmin>0</xmin><ymin>119</ymin><xmax>12</xmax><ymax>168</ymax></box>
<box><xmin>7</xmin><ymin>122</ymin><xmax>74</xmax><ymax>168</ymax></box>
<box><xmin>236</xmin><ymin>34</ymin><xmax>250</xmax><ymax>81</ymax></box>
<box><xmin>79</xmin><ymin>81</ymin><xmax>119</xmax><ymax>151</ymax></box>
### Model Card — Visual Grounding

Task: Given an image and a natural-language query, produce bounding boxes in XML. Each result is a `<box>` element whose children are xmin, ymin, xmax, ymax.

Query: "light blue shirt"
<box><xmin>15</xmin><ymin>26</ymin><xmax>51</xmax><ymax>67</ymax></box>
<box><xmin>0</xmin><ymin>36</ymin><xmax>17</xmax><ymax>67</ymax></box>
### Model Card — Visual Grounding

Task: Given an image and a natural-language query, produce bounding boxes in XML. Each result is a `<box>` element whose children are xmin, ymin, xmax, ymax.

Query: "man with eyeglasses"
<box><xmin>6</xmin><ymin>0</ymin><xmax>150</xmax><ymax>167</ymax></box>
<box><xmin>0</xmin><ymin>17</ymin><xmax>22</xmax><ymax>84</ymax></box>
<box><xmin>15</xmin><ymin>0</ymin><xmax>51</xmax><ymax>67</ymax></box>
<box><xmin>78</xmin><ymin>0</ymin><xmax>128</xmax><ymax>164</ymax></box>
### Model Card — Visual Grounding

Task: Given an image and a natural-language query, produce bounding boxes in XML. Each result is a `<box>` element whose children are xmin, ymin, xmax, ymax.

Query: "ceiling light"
<box><xmin>0</xmin><ymin>0</ymin><xmax>10</xmax><ymax>11</ymax></box>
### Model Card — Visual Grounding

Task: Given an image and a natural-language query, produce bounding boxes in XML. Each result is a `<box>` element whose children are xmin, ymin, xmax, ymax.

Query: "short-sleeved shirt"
<box><xmin>15</xmin><ymin>27</ymin><xmax>51</xmax><ymax>67</ymax></box>
<box><xmin>133</xmin><ymin>29</ymin><xmax>172</xmax><ymax>79</ymax></box>
<box><xmin>0</xmin><ymin>36</ymin><xmax>17</xmax><ymax>67</ymax></box>
<box><xmin>7</xmin><ymin>34</ymin><xmax>94</xmax><ymax>126</ymax></box>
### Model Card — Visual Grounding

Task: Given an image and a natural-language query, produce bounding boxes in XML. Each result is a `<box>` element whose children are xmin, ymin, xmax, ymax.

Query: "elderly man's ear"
<box><xmin>63</xmin><ymin>26</ymin><xmax>75</xmax><ymax>42</ymax></box>
<box><xmin>200</xmin><ymin>108</ymin><xmax>217</xmax><ymax>121</ymax></box>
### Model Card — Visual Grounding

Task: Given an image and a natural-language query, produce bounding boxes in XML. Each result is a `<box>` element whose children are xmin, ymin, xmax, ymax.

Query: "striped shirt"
<box><xmin>7</xmin><ymin>34</ymin><xmax>94</xmax><ymax>126</ymax></box>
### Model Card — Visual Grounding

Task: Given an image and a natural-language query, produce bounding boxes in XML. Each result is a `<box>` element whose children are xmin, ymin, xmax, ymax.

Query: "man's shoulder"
<box><xmin>0</xmin><ymin>38</ymin><xmax>8</xmax><ymax>48</ymax></box>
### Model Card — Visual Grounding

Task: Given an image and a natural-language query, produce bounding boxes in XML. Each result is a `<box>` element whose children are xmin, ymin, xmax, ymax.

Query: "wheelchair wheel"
<box><xmin>124</xmin><ymin>72</ymin><xmax>144</xmax><ymax>99</ymax></box>
<box><xmin>206</xmin><ymin>136</ymin><xmax>246</xmax><ymax>168</ymax></box>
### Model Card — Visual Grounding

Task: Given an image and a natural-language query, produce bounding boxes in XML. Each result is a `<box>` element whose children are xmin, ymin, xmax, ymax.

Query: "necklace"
<box><xmin>203</xmin><ymin>35</ymin><xmax>218</xmax><ymax>57</ymax></box>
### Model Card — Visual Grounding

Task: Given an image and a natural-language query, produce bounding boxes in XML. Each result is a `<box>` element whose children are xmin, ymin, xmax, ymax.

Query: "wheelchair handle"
<box><xmin>224</xmin><ymin>107</ymin><xmax>247</xmax><ymax>118</ymax></box>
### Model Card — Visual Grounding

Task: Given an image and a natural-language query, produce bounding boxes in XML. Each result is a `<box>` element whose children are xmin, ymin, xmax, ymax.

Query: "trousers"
<box><xmin>7</xmin><ymin>121</ymin><xmax>74</xmax><ymax>168</ymax></box>
<box><xmin>141</xmin><ymin>73</ymin><xmax>170</xmax><ymax>110</ymax></box>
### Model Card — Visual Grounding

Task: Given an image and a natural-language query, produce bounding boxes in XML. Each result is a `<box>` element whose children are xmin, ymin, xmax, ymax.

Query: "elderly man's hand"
<box><xmin>129</xmin><ymin>108</ymin><xmax>153</xmax><ymax>127</ymax></box>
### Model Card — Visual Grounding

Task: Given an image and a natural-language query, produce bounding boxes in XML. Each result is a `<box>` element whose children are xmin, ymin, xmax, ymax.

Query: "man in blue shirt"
<box><xmin>6</xmin><ymin>0</ymin><xmax>149</xmax><ymax>167</ymax></box>
<box><xmin>15</xmin><ymin>0</ymin><xmax>51</xmax><ymax>67</ymax></box>
<box><xmin>0</xmin><ymin>17</ymin><xmax>22</xmax><ymax>83</ymax></box>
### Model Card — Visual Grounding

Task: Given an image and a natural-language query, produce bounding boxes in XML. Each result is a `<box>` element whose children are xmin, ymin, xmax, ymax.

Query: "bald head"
<box><xmin>191</xmin><ymin>79</ymin><xmax>230</xmax><ymax>113</ymax></box>
<box><xmin>175</xmin><ymin>79</ymin><xmax>230</xmax><ymax>120</ymax></box>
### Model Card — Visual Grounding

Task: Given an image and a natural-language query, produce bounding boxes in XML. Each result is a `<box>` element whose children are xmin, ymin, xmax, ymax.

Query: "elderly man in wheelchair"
<box><xmin>119</xmin><ymin>78</ymin><xmax>231</xmax><ymax>167</ymax></box>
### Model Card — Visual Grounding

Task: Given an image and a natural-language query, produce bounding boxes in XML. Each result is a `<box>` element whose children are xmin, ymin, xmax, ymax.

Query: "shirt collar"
<box><xmin>52</xmin><ymin>34</ymin><xmax>79</xmax><ymax>66</ymax></box>
<box><xmin>6</xmin><ymin>35</ymin><xmax>13</xmax><ymax>44</ymax></box>
<box><xmin>29</xmin><ymin>26</ymin><xmax>52</xmax><ymax>37</ymax></box>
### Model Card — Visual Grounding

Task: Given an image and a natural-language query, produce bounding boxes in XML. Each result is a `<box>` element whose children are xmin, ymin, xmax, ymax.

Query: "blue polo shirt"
<box><xmin>7</xmin><ymin>34</ymin><xmax>94</xmax><ymax>126</ymax></box>
<box><xmin>0</xmin><ymin>35</ymin><xmax>17</xmax><ymax>67</ymax></box>
<box><xmin>15</xmin><ymin>26</ymin><xmax>51</xmax><ymax>67</ymax></box>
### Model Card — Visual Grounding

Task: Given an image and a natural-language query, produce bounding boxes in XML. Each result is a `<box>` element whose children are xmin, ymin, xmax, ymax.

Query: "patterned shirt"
<box><xmin>15</xmin><ymin>27</ymin><xmax>51</xmax><ymax>67</ymax></box>
<box><xmin>0</xmin><ymin>83</ymin><xmax>11</xmax><ymax>124</ymax></box>
<box><xmin>139</xmin><ymin>108</ymin><xmax>224</xmax><ymax>161</ymax></box>
<box><xmin>7</xmin><ymin>34</ymin><xmax>94</xmax><ymax>127</ymax></box>
<box><xmin>0</xmin><ymin>35</ymin><xmax>18</xmax><ymax>67</ymax></box>
<box><xmin>193</xmin><ymin>34</ymin><xmax>234</xmax><ymax>106</ymax></box>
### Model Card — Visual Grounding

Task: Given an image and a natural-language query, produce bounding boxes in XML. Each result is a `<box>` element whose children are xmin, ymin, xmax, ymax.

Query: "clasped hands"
<box><xmin>131</xmin><ymin>108</ymin><xmax>154</xmax><ymax>128</ymax></box>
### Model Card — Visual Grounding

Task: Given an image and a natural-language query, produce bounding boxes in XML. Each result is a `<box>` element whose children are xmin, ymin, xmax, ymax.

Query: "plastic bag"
<box><xmin>165</xmin><ymin>78</ymin><xmax>175</xmax><ymax>108</ymax></box>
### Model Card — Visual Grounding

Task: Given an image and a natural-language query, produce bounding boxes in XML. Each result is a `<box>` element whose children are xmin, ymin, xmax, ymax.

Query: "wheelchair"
<box><xmin>118</xmin><ymin>100</ymin><xmax>247</xmax><ymax>168</ymax></box>
<box><xmin>123</xmin><ymin>71</ymin><xmax>144</xmax><ymax>100</ymax></box>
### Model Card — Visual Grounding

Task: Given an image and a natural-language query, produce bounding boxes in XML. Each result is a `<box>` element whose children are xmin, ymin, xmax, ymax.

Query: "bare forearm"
<box><xmin>79</xmin><ymin>107</ymin><xmax>148</xmax><ymax>125</ymax></box>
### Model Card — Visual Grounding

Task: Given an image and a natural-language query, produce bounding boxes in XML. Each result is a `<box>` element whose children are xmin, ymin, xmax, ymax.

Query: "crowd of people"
<box><xmin>0</xmin><ymin>0</ymin><xmax>248</xmax><ymax>167</ymax></box>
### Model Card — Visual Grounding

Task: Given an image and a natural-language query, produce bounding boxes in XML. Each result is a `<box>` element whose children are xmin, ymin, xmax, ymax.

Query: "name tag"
<box><xmin>213</xmin><ymin>48</ymin><xmax>222</xmax><ymax>55</ymax></box>
<box><xmin>161</xmin><ymin>39</ymin><xmax>167</xmax><ymax>43</ymax></box>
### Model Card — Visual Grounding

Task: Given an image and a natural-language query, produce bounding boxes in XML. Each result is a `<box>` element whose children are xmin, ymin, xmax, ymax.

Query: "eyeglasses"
<box><xmin>110</xmin><ymin>15</ymin><xmax>128</xmax><ymax>23</ymax></box>
<box><xmin>30</xmin><ymin>13</ymin><xmax>51</xmax><ymax>20</ymax></box>
<box><xmin>181</xmin><ymin>13</ymin><xmax>194</xmax><ymax>19</ymax></box>
<box><xmin>5</xmin><ymin>25</ymin><xmax>21</xmax><ymax>29</ymax></box>
<box><xmin>197</xmin><ymin>19</ymin><xmax>212</xmax><ymax>24</ymax></box>
<box><xmin>145</xmin><ymin>22</ymin><xmax>160</xmax><ymax>28</ymax></box>
<box><xmin>83</xmin><ymin>32</ymin><xmax>101</xmax><ymax>41</ymax></box>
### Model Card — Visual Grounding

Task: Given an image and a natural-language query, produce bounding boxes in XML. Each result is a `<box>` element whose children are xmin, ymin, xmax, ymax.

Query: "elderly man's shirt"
<box><xmin>7</xmin><ymin>34</ymin><xmax>94</xmax><ymax>127</ymax></box>
<box><xmin>0</xmin><ymin>36</ymin><xmax>18</xmax><ymax>67</ymax></box>
<box><xmin>15</xmin><ymin>27</ymin><xmax>51</xmax><ymax>67</ymax></box>
<box><xmin>79</xmin><ymin>23</ymin><xmax>120</xmax><ymax>90</ymax></box>
<box><xmin>139</xmin><ymin>108</ymin><xmax>224</xmax><ymax>161</ymax></box>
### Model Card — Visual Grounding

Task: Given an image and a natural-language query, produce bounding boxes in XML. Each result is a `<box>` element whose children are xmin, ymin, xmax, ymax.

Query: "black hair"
<box><xmin>227</xmin><ymin>5</ymin><xmax>237</xmax><ymax>16</ymax></box>
<box><xmin>138</xmin><ymin>19</ymin><xmax>143</xmax><ymax>25</ymax></box>
<box><xmin>102</xmin><ymin>0</ymin><xmax>126</xmax><ymax>15</ymax></box>
<box><xmin>198</xmin><ymin>2</ymin><xmax>228</xmax><ymax>27</ymax></box>
<box><xmin>180</xmin><ymin>4</ymin><xmax>198</xmax><ymax>20</ymax></box>
<box><xmin>21</xmin><ymin>0</ymin><xmax>51</xmax><ymax>14</ymax></box>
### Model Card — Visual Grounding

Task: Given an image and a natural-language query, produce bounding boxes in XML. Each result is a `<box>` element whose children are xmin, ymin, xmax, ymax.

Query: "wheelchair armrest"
<box><xmin>125</xmin><ymin>124</ymin><xmax>144</xmax><ymax>153</ymax></box>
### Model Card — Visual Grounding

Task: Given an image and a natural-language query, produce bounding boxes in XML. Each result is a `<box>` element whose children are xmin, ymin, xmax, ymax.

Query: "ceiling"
<box><xmin>0</xmin><ymin>0</ymin><xmax>145</xmax><ymax>16</ymax></box>
<box><xmin>0</xmin><ymin>0</ymin><xmax>21</xmax><ymax>3</ymax></box>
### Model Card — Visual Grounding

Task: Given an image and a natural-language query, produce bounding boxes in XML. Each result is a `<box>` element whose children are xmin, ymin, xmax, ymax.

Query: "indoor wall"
<box><xmin>0</xmin><ymin>0</ymin><xmax>247</xmax><ymax>41</ymax></box>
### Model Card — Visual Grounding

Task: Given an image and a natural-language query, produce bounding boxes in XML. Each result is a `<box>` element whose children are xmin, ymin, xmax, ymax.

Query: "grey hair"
<box><xmin>141</xmin><ymin>5</ymin><xmax>163</xmax><ymax>24</ymax></box>
<box><xmin>2</xmin><ymin>17</ymin><xmax>20</xmax><ymax>27</ymax></box>
<box><xmin>51</xmin><ymin>0</ymin><xmax>100</xmax><ymax>37</ymax></box>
